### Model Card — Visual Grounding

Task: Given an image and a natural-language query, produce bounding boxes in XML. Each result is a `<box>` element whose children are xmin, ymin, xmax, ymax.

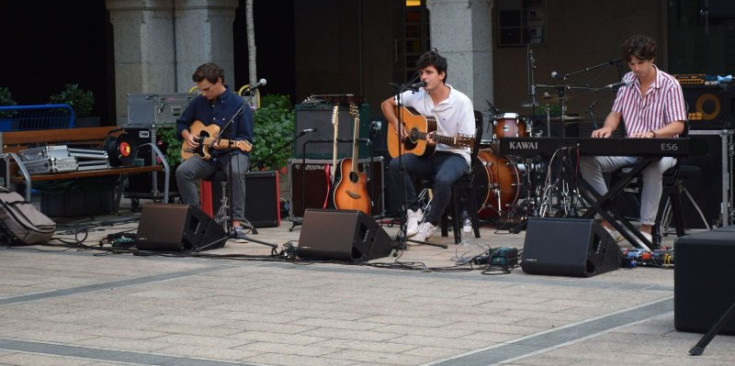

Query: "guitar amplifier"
<box><xmin>288</xmin><ymin>157</ymin><xmax>384</xmax><ymax>218</ymax></box>
<box><xmin>683</xmin><ymin>84</ymin><xmax>735</xmax><ymax>130</ymax></box>
<box><xmin>294</xmin><ymin>102</ymin><xmax>371</xmax><ymax>159</ymax></box>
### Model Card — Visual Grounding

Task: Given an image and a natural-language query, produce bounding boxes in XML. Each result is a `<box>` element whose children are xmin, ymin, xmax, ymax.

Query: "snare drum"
<box><xmin>473</xmin><ymin>149</ymin><xmax>525</xmax><ymax>219</ymax></box>
<box><xmin>493</xmin><ymin>113</ymin><xmax>528</xmax><ymax>139</ymax></box>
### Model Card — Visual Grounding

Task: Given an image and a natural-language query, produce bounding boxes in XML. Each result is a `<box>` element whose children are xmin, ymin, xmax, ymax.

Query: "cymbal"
<box><xmin>539</xmin><ymin>92</ymin><xmax>574</xmax><ymax>104</ymax></box>
<box><xmin>549</xmin><ymin>115</ymin><xmax>582</xmax><ymax>122</ymax></box>
<box><xmin>520</xmin><ymin>99</ymin><xmax>538</xmax><ymax>108</ymax></box>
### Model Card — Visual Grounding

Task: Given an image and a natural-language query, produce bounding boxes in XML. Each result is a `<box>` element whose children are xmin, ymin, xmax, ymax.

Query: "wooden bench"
<box><xmin>0</xmin><ymin>126</ymin><xmax>170</xmax><ymax>203</ymax></box>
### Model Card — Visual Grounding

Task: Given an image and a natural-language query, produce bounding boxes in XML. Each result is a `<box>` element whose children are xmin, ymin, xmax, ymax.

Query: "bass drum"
<box><xmin>473</xmin><ymin>149</ymin><xmax>524</xmax><ymax>219</ymax></box>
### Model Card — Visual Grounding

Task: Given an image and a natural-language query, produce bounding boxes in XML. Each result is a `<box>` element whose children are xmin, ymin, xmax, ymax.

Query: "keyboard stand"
<box><xmin>578</xmin><ymin>157</ymin><xmax>658</xmax><ymax>251</ymax></box>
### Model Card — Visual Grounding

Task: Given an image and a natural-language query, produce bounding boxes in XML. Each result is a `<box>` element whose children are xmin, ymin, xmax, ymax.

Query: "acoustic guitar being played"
<box><xmin>332</xmin><ymin>104</ymin><xmax>371</xmax><ymax>215</ymax></box>
<box><xmin>180</xmin><ymin>120</ymin><xmax>252</xmax><ymax>161</ymax></box>
<box><xmin>387</xmin><ymin>106</ymin><xmax>474</xmax><ymax>158</ymax></box>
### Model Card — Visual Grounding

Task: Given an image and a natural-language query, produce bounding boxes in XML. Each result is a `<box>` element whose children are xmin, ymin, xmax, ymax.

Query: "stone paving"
<box><xmin>0</xmin><ymin>203</ymin><xmax>733</xmax><ymax>366</ymax></box>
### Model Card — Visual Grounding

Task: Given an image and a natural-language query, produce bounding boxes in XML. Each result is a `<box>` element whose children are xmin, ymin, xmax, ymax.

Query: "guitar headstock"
<box><xmin>331</xmin><ymin>104</ymin><xmax>340</xmax><ymax>126</ymax></box>
<box><xmin>349</xmin><ymin>103</ymin><xmax>358</xmax><ymax>119</ymax></box>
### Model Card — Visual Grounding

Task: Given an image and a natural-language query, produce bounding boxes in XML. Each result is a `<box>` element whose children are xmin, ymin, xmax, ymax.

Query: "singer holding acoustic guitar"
<box><xmin>382</xmin><ymin>50</ymin><xmax>476</xmax><ymax>242</ymax></box>
<box><xmin>175</xmin><ymin>62</ymin><xmax>254</xmax><ymax>239</ymax></box>
<box><xmin>580</xmin><ymin>34</ymin><xmax>686</xmax><ymax>246</ymax></box>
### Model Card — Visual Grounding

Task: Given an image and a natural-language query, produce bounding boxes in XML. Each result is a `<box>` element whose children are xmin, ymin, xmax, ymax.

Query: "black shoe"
<box><xmin>232</xmin><ymin>227</ymin><xmax>248</xmax><ymax>240</ymax></box>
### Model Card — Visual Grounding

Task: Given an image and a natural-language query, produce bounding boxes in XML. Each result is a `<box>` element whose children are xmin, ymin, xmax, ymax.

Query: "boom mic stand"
<box><xmin>213</xmin><ymin>102</ymin><xmax>278</xmax><ymax>251</ymax></box>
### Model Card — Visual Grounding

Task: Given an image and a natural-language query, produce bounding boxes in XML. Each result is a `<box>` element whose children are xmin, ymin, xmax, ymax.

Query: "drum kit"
<box><xmin>467</xmin><ymin>46</ymin><xmax>626</xmax><ymax>230</ymax></box>
<box><xmin>470</xmin><ymin>111</ymin><xmax>543</xmax><ymax>228</ymax></box>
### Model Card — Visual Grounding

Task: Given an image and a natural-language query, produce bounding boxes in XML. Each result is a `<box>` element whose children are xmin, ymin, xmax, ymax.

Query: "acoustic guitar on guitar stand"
<box><xmin>332</xmin><ymin>103</ymin><xmax>371</xmax><ymax>215</ymax></box>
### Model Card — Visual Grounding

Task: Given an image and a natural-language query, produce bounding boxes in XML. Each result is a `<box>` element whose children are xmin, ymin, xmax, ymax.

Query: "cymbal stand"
<box><xmin>525</xmin><ymin>45</ymin><xmax>538</xmax><ymax>116</ymax></box>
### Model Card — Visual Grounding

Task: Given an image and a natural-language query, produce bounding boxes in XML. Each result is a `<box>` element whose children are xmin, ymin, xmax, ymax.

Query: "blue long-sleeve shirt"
<box><xmin>176</xmin><ymin>86</ymin><xmax>253</xmax><ymax>166</ymax></box>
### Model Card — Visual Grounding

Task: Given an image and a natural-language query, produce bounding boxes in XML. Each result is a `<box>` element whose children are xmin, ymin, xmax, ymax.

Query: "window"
<box><xmin>497</xmin><ymin>0</ymin><xmax>546</xmax><ymax>47</ymax></box>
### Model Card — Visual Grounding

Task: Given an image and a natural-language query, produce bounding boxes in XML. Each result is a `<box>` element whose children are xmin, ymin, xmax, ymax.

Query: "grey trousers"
<box><xmin>579</xmin><ymin>155</ymin><xmax>676</xmax><ymax>226</ymax></box>
<box><xmin>175</xmin><ymin>154</ymin><xmax>251</xmax><ymax>223</ymax></box>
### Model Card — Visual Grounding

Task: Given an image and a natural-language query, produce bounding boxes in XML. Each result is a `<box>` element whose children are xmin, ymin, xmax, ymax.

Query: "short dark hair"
<box><xmin>192</xmin><ymin>62</ymin><xmax>225</xmax><ymax>84</ymax></box>
<box><xmin>416</xmin><ymin>49</ymin><xmax>448</xmax><ymax>83</ymax></box>
<box><xmin>621</xmin><ymin>34</ymin><xmax>656</xmax><ymax>62</ymax></box>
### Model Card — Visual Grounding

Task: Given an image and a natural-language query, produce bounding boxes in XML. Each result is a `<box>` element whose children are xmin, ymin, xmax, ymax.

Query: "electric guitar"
<box><xmin>387</xmin><ymin>106</ymin><xmax>474</xmax><ymax>158</ymax></box>
<box><xmin>333</xmin><ymin>104</ymin><xmax>371</xmax><ymax>215</ymax></box>
<box><xmin>180</xmin><ymin>120</ymin><xmax>252</xmax><ymax>161</ymax></box>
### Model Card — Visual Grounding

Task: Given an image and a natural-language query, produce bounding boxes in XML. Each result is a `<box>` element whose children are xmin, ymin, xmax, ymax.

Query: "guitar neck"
<box><xmin>416</xmin><ymin>132</ymin><xmax>458</xmax><ymax>147</ymax></box>
<box><xmin>330</xmin><ymin>105</ymin><xmax>339</xmax><ymax>182</ymax></box>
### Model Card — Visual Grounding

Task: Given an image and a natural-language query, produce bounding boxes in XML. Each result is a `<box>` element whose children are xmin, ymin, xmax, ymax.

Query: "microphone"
<box><xmin>369</xmin><ymin>121</ymin><xmax>382</xmax><ymax>138</ymax></box>
<box><xmin>247</xmin><ymin>78</ymin><xmax>267</xmax><ymax>92</ymax></box>
<box><xmin>550</xmin><ymin>71</ymin><xmax>565</xmax><ymax>80</ymax></box>
<box><xmin>604</xmin><ymin>80</ymin><xmax>631</xmax><ymax>89</ymax></box>
<box><xmin>300</xmin><ymin>128</ymin><xmax>317</xmax><ymax>134</ymax></box>
<box><xmin>409</xmin><ymin>81</ymin><xmax>426</xmax><ymax>91</ymax></box>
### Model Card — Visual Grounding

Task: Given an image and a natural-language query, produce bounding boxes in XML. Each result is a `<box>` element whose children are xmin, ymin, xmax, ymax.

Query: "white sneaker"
<box><xmin>634</xmin><ymin>231</ymin><xmax>653</xmax><ymax>248</ymax></box>
<box><xmin>462</xmin><ymin>217</ymin><xmax>472</xmax><ymax>233</ymax></box>
<box><xmin>406</xmin><ymin>208</ymin><xmax>423</xmax><ymax>237</ymax></box>
<box><xmin>414</xmin><ymin>222</ymin><xmax>436</xmax><ymax>242</ymax></box>
<box><xmin>603</xmin><ymin>226</ymin><xmax>624</xmax><ymax>243</ymax></box>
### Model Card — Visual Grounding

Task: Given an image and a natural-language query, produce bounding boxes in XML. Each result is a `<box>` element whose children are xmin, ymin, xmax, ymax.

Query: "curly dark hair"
<box><xmin>416</xmin><ymin>49</ymin><xmax>448</xmax><ymax>83</ymax></box>
<box><xmin>621</xmin><ymin>34</ymin><xmax>656</xmax><ymax>62</ymax></box>
<box><xmin>192</xmin><ymin>62</ymin><xmax>225</xmax><ymax>84</ymax></box>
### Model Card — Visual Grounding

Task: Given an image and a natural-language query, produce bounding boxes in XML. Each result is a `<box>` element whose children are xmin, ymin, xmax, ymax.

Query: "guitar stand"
<box><xmin>291</xmin><ymin>138</ymin><xmax>376</xmax><ymax>231</ymax></box>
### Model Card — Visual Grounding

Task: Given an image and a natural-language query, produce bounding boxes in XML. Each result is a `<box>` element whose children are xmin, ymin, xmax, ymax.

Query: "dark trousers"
<box><xmin>388</xmin><ymin>152</ymin><xmax>468</xmax><ymax>225</ymax></box>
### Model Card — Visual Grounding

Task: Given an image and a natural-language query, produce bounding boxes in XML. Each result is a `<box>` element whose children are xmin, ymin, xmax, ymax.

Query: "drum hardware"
<box><xmin>549</xmin><ymin>115</ymin><xmax>582</xmax><ymax>122</ymax></box>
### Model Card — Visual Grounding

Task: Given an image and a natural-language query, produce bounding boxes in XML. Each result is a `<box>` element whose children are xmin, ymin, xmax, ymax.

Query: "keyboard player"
<box><xmin>579</xmin><ymin>34</ymin><xmax>687</xmax><ymax>246</ymax></box>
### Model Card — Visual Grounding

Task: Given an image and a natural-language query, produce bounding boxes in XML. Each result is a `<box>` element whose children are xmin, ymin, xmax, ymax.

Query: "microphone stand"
<box><xmin>389</xmin><ymin>80</ymin><xmax>448</xmax><ymax>250</ymax></box>
<box><xmin>216</xmin><ymin>101</ymin><xmax>278</xmax><ymax>250</ymax></box>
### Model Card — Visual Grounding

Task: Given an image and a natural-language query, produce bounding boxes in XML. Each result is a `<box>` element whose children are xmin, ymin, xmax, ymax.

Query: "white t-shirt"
<box><xmin>397</xmin><ymin>84</ymin><xmax>475</xmax><ymax>166</ymax></box>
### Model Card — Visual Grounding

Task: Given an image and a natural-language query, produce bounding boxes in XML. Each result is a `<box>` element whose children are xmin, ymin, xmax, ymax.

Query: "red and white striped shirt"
<box><xmin>612</xmin><ymin>65</ymin><xmax>687</xmax><ymax>136</ymax></box>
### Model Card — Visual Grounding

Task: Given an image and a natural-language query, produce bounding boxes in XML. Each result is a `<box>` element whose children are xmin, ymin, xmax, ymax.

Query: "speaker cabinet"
<box><xmin>675</xmin><ymin>227</ymin><xmax>735</xmax><ymax>334</ymax></box>
<box><xmin>297</xmin><ymin>209</ymin><xmax>394</xmax><ymax>262</ymax></box>
<box><xmin>136</xmin><ymin>203</ymin><xmax>226</xmax><ymax>252</ymax></box>
<box><xmin>201</xmin><ymin>171</ymin><xmax>281</xmax><ymax>228</ymax></box>
<box><xmin>288</xmin><ymin>158</ymin><xmax>384</xmax><ymax>217</ymax></box>
<box><xmin>521</xmin><ymin>217</ymin><xmax>621</xmax><ymax>277</ymax></box>
<box><xmin>294</xmin><ymin>103</ymin><xmax>371</xmax><ymax>159</ymax></box>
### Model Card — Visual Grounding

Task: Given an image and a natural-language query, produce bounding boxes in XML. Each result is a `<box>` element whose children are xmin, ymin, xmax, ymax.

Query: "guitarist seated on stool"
<box><xmin>176</xmin><ymin>62</ymin><xmax>254</xmax><ymax>239</ymax></box>
<box><xmin>381</xmin><ymin>49</ymin><xmax>476</xmax><ymax>242</ymax></box>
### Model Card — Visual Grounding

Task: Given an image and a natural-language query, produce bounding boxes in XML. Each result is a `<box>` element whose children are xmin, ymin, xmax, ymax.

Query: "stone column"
<box><xmin>174</xmin><ymin>0</ymin><xmax>239</xmax><ymax>93</ymax></box>
<box><xmin>106</xmin><ymin>0</ymin><xmax>239</xmax><ymax>123</ymax></box>
<box><xmin>426</xmin><ymin>0</ymin><xmax>493</xmax><ymax>110</ymax></box>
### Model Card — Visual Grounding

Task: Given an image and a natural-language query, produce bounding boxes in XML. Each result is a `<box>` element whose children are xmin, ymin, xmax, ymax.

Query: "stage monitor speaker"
<box><xmin>521</xmin><ymin>217</ymin><xmax>621</xmax><ymax>277</ymax></box>
<box><xmin>675</xmin><ymin>227</ymin><xmax>735</xmax><ymax>334</ymax></box>
<box><xmin>136</xmin><ymin>203</ymin><xmax>226</xmax><ymax>252</ymax></box>
<box><xmin>294</xmin><ymin>103</ymin><xmax>371</xmax><ymax>159</ymax></box>
<box><xmin>682</xmin><ymin>85</ymin><xmax>735</xmax><ymax>130</ymax></box>
<box><xmin>297</xmin><ymin>209</ymin><xmax>394</xmax><ymax>262</ymax></box>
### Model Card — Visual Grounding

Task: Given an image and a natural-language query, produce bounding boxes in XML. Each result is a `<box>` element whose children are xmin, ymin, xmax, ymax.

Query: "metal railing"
<box><xmin>0</xmin><ymin>104</ymin><xmax>75</xmax><ymax>131</ymax></box>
